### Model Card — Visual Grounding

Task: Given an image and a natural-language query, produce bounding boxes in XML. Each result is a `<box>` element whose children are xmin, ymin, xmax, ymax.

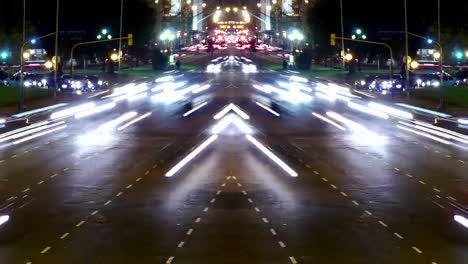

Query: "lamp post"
<box><xmin>118</xmin><ymin>0</ymin><xmax>124</xmax><ymax>72</ymax></box>
<box><xmin>404</xmin><ymin>0</ymin><xmax>410</xmax><ymax>94</ymax></box>
<box><xmin>340</xmin><ymin>0</ymin><xmax>346</xmax><ymax>70</ymax></box>
<box><xmin>53</xmin><ymin>0</ymin><xmax>60</xmax><ymax>99</ymax></box>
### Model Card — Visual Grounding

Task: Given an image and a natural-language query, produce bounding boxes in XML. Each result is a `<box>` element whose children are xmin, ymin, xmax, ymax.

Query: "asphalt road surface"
<box><xmin>0</xmin><ymin>49</ymin><xmax>467</xmax><ymax>264</ymax></box>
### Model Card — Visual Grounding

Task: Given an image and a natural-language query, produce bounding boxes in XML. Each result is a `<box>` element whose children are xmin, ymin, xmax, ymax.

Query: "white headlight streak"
<box><xmin>0</xmin><ymin>215</ymin><xmax>9</xmax><ymax>226</ymax></box>
<box><xmin>213</xmin><ymin>103</ymin><xmax>250</xmax><ymax>120</ymax></box>
<box><xmin>312</xmin><ymin>112</ymin><xmax>346</xmax><ymax>131</ymax></box>
<box><xmin>75</xmin><ymin>102</ymin><xmax>116</xmax><ymax>119</ymax></box>
<box><xmin>117</xmin><ymin>112</ymin><xmax>152</xmax><ymax>131</ymax></box>
<box><xmin>255</xmin><ymin>102</ymin><xmax>280</xmax><ymax>117</ymax></box>
<box><xmin>397</xmin><ymin>124</ymin><xmax>451</xmax><ymax>145</ymax></box>
<box><xmin>165</xmin><ymin>135</ymin><xmax>218</xmax><ymax>177</ymax></box>
<box><xmin>50</xmin><ymin>103</ymin><xmax>96</xmax><ymax>120</ymax></box>
<box><xmin>246</xmin><ymin>135</ymin><xmax>298</xmax><ymax>177</ymax></box>
<box><xmin>455</xmin><ymin>215</ymin><xmax>468</xmax><ymax>228</ymax></box>
<box><xmin>368</xmin><ymin>102</ymin><xmax>413</xmax><ymax>120</ymax></box>
<box><xmin>348</xmin><ymin>102</ymin><xmax>389</xmax><ymax>119</ymax></box>
<box><xmin>183</xmin><ymin>102</ymin><xmax>208</xmax><ymax>117</ymax></box>
<box><xmin>12</xmin><ymin>125</ymin><xmax>67</xmax><ymax>145</ymax></box>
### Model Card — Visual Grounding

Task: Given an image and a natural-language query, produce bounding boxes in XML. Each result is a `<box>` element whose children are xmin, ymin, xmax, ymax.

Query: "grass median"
<box><xmin>410</xmin><ymin>86</ymin><xmax>468</xmax><ymax>108</ymax></box>
<box><xmin>0</xmin><ymin>85</ymin><xmax>52</xmax><ymax>107</ymax></box>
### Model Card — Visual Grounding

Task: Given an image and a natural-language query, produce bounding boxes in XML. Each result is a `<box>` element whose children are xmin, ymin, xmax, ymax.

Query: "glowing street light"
<box><xmin>433</xmin><ymin>52</ymin><xmax>441</xmax><ymax>60</ymax></box>
<box><xmin>110</xmin><ymin>53</ymin><xmax>119</xmax><ymax>61</ymax></box>
<box><xmin>45</xmin><ymin>60</ymin><xmax>54</xmax><ymax>69</ymax></box>
<box><xmin>102</xmin><ymin>29</ymin><xmax>108</xmax><ymax>35</ymax></box>
<box><xmin>345</xmin><ymin>53</ymin><xmax>353</xmax><ymax>61</ymax></box>
<box><xmin>356</xmin><ymin>28</ymin><xmax>362</xmax><ymax>35</ymax></box>
<box><xmin>23</xmin><ymin>52</ymin><xmax>30</xmax><ymax>60</ymax></box>
<box><xmin>455</xmin><ymin>51</ymin><xmax>463</xmax><ymax>60</ymax></box>
<box><xmin>410</xmin><ymin>61</ymin><xmax>419</xmax><ymax>69</ymax></box>
<box><xmin>0</xmin><ymin>51</ymin><xmax>8</xmax><ymax>60</ymax></box>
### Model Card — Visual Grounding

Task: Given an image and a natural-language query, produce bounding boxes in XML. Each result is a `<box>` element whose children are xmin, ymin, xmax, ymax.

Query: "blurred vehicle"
<box><xmin>355</xmin><ymin>74</ymin><xmax>404</xmax><ymax>94</ymax></box>
<box><xmin>59</xmin><ymin>74</ymin><xmax>107</xmax><ymax>94</ymax></box>
<box><xmin>454</xmin><ymin>70</ymin><xmax>468</xmax><ymax>85</ymax></box>
<box><xmin>0</xmin><ymin>70</ymin><xmax>9</xmax><ymax>85</ymax></box>
<box><xmin>413</xmin><ymin>72</ymin><xmax>456</xmax><ymax>88</ymax></box>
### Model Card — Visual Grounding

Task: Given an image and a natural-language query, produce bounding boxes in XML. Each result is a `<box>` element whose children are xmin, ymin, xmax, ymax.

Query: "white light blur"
<box><xmin>155</xmin><ymin>76</ymin><xmax>174</xmax><ymax>83</ymax></box>
<box><xmin>312</xmin><ymin>112</ymin><xmax>346</xmax><ymax>131</ymax></box>
<box><xmin>256</xmin><ymin>102</ymin><xmax>280</xmax><ymax>117</ymax></box>
<box><xmin>326</xmin><ymin>112</ymin><xmax>368</xmax><ymax>133</ymax></box>
<box><xmin>252</xmin><ymin>84</ymin><xmax>272</xmax><ymax>94</ymax></box>
<box><xmin>400</xmin><ymin>121</ymin><xmax>468</xmax><ymax>145</ymax></box>
<box><xmin>213</xmin><ymin>103</ymin><xmax>250</xmax><ymax>120</ymax></box>
<box><xmin>165</xmin><ymin>135</ymin><xmax>218</xmax><ymax>177</ymax></box>
<box><xmin>211</xmin><ymin>114</ymin><xmax>253</xmax><ymax>134</ymax></box>
<box><xmin>75</xmin><ymin>102</ymin><xmax>116</xmax><ymax>119</ymax></box>
<box><xmin>246</xmin><ymin>135</ymin><xmax>298</xmax><ymax>177</ymax></box>
<box><xmin>368</xmin><ymin>102</ymin><xmax>413</xmax><ymax>120</ymax></box>
<box><xmin>98</xmin><ymin>112</ymin><xmax>138</xmax><ymax>131</ymax></box>
<box><xmin>0</xmin><ymin>121</ymin><xmax>51</xmax><ymax>139</ymax></box>
<box><xmin>192</xmin><ymin>84</ymin><xmax>211</xmax><ymax>94</ymax></box>
<box><xmin>289</xmin><ymin>75</ymin><xmax>308</xmax><ymax>83</ymax></box>
<box><xmin>117</xmin><ymin>112</ymin><xmax>152</xmax><ymax>131</ymax></box>
<box><xmin>413</xmin><ymin>121</ymin><xmax>468</xmax><ymax>142</ymax></box>
<box><xmin>348</xmin><ymin>102</ymin><xmax>389</xmax><ymax>119</ymax></box>
<box><xmin>127</xmin><ymin>92</ymin><xmax>149</xmax><ymax>102</ymax></box>
<box><xmin>242</xmin><ymin>64</ymin><xmax>257</xmax><ymax>73</ymax></box>
<box><xmin>183</xmin><ymin>102</ymin><xmax>208</xmax><ymax>117</ymax></box>
<box><xmin>396</xmin><ymin>103</ymin><xmax>451</xmax><ymax>118</ymax></box>
<box><xmin>277</xmin><ymin>81</ymin><xmax>312</xmax><ymax>92</ymax></box>
<box><xmin>458</xmin><ymin>119</ymin><xmax>468</xmax><ymax>125</ymax></box>
<box><xmin>206</xmin><ymin>64</ymin><xmax>221</xmax><ymax>73</ymax></box>
<box><xmin>50</xmin><ymin>103</ymin><xmax>96</xmax><ymax>120</ymax></box>
<box><xmin>0</xmin><ymin>215</ymin><xmax>9</xmax><ymax>226</ymax></box>
<box><xmin>397</xmin><ymin>124</ymin><xmax>452</xmax><ymax>145</ymax></box>
<box><xmin>455</xmin><ymin>215</ymin><xmax>468</xmax><ymax>228</ymax></box>
<box><xmin>12</xmin><ymin>125</ymin><xmax>67</xmax><ymax>145</ymax></box>
<box><xmin>12</xmin><ymin>103</ymin><xmax>68</xmax><ymax>118</ymax></box>
<box><xmin>0</xmin><ymin>121</ymin><xmax>65</xmax><ymax>143</ymax></box>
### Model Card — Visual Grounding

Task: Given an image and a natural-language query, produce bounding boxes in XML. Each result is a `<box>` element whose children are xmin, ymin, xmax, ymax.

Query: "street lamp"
<box><xmin>345</xmin><ymin>53</ymin><xmax>353</xmax><ymax>62</ymax></box>
<box><xmin>455</xmin><ymin>51</ymin><xmax>463</xmax><ymax>60</ymax></box>
<box><xmin>410</xmin><ymin>61</ymin><xmax>419</xmax><ymax>69</ymax></box>
<box><xmin>0</xmin><ymin>51</ymin><xmax>8</xmax><ymax>60</ymax></box>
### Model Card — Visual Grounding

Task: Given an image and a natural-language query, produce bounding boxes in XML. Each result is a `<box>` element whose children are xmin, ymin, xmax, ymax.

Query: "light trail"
<box><xmin>312</xmin><ymin>113</ymin><xmax>346</xmax><ymax>131</ymax></box>
<box><xmin>183</xmin><ymin>102</ymin><xmax>208</xmax><ymax>117</ymax></box>
<box><xmin>117</xmin><ymin>112</ymin><xmax>152</xmax><ymax>131</ymax></box>
<box><xmin>12</xmin><ymin>125</ymin><xmax>67</xmax><ymax>145</ymax></box>
<box><xmin>246</xmin><ymin>135</ymin><xmax>298</xmax><ymax>177</ymax></box>
<box><xmin>165</xmin><ymin>135</ymin><xmax>218</xmax><ymax>177</ymax></box>
<box><xmin>255</xmin><ymin>102</ymin><xmax>280</xmax><ymax>117</ymax></box>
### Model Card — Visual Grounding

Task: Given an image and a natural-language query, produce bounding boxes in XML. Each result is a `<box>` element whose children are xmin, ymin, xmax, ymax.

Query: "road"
<box><xmin>0</xmin><ymin>50</ymin><xmax>467</xmax><ymax>264</ymax></box>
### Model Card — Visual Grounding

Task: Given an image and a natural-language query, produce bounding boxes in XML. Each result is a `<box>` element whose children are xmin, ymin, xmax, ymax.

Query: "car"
<box><xmin>0</xmin><ymin>70</ymin><xmax>9</xmax><ymax>85</ymax></box>
<box><xmin>454</xmin><ymin>70</ymin><xmax>468</xmax><ymax>85</ymax></box>
<box><xmin>59</xmin><ymin>74</ymin><xmax>107</xmax><ymax>94</ymax></box>
<box><xmin>413</xmin><ymin>72</ymin><xmax>456</xmax><ymax>88</ymax></box>
<box><xmin>356</xmin><ymin>74</ymin><xmax>404</xmax><ymax>95</ymax></box>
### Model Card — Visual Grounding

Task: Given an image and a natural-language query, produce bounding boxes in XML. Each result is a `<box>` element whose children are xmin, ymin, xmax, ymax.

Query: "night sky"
<box><xmin>2</xmin><ymin>0</ymin><xmax>467</xmax><ymax>45</ymax></box>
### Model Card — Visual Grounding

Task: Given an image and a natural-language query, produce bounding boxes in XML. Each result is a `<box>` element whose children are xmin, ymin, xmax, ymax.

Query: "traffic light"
<box><xmin>0</xmin><ymin>51</ymin><xmax>8</xmax><ymax>60</ymax></box>
<box><xmin>128</xmin><ymin>34</ymin><xmax>133</xmax><ymax>47</ymax></box>
<box><xmin>330</xmin><ymin>33</ymin><xmax>336</xmax><ymax>46</ymax></box>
